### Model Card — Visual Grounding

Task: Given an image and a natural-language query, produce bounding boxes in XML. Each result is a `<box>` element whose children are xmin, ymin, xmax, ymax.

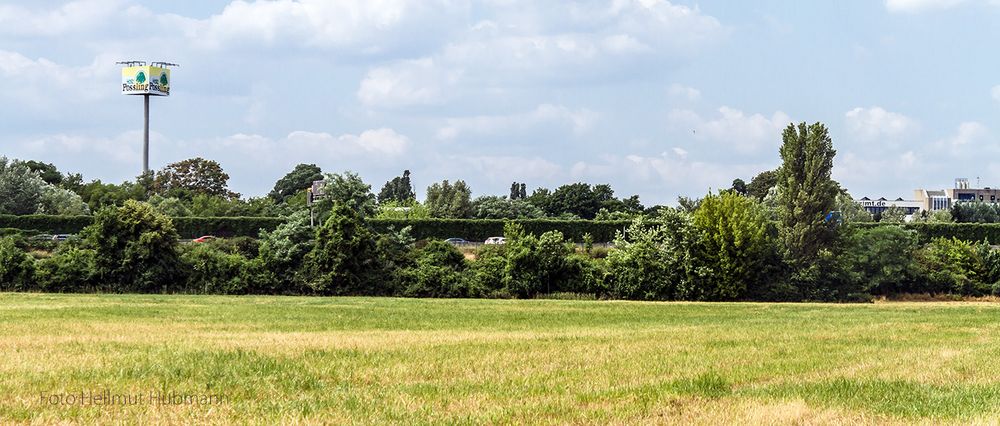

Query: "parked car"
<box><xmin>444</xmin><ymin>238</ymin><xmax>469</xmax><ymax>244</ymax></box>
<box><xmin>484</xmin><ymin>237</ymin><xmax>506</xmax><ymax>245</ymax></box>
<box><xmin>192</xmin><ymin>236</ymin><xmax>217</xmax><ymax>243</ymax></box>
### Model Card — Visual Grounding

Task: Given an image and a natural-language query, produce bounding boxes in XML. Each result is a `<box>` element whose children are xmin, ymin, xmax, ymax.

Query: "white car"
<box><xmin>484</xmin><ymin>237</ymin><xmax>506</xmax><ymax>245</ymax></box>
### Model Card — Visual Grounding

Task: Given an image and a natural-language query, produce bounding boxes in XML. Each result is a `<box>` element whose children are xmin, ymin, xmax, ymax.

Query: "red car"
<box><xmin>192</xmin><ymin>236</ymin><xmax>217</xmax><ymax>243</ymax></box>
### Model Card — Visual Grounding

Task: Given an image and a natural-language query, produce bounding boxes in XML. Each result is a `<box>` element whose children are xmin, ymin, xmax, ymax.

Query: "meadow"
<box><xmin>2</xmin><ymin>294</ymin><xmax>1000</xmax><ymax>424</ymax></box>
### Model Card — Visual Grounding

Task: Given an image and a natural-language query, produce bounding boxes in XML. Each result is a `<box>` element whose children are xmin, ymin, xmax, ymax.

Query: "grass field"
<box><xmin>3</xmin><ymin>295</ymin><xmax>1000</xmax><ymax>424</ymax></box>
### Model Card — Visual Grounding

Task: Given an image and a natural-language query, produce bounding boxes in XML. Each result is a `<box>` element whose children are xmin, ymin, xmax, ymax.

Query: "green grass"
<box><xmin>2</xmin><ymin>294</ymin><xmax>1000</xmax><ymax>423</ymax></box>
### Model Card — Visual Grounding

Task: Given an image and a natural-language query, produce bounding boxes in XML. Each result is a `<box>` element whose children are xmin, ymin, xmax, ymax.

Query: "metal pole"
<box><xmin>143</xmin><ymin>94</ymin><xmax>150</xmax><ymax>174</ymax></box>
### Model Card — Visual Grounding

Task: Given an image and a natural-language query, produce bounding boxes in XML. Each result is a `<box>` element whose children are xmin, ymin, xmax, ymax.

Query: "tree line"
<box><xmin>4</xmin><ymin>122</ymin><xmax>1000</xmax><ymax>300</ymax></box>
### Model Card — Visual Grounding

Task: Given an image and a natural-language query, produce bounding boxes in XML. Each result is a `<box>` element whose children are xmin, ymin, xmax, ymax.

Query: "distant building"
<box><xmin>856</xmin><ymin>197</ymin><xmax>922</xmax><ymax>216</ymax></box>
<box><xmin>915</xmin><ymin>178</ymin><xmax>1000</xmax><ymax>211</ymax></box>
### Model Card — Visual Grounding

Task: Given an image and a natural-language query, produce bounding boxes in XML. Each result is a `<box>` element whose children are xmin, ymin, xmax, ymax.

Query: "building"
<box><xmin>856</xmin><ymin>197</ymin><xmax>922</xmax><ymax>216</ymax></box>
<box><xmin>915</xmin><ymin>178</ymin><xmax>1000</xmax><ymax>211</ymax></box>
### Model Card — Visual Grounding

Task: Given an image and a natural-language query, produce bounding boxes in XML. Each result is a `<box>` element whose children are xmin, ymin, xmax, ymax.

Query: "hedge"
<box><xmin>852</xmin><ymin>222</ymin><xmax>1000</xmax><ymax>244</ymax></box>
<box><xmin>11</xmin><ymin>213</ymin><xmax>1000</xmax><ymax>244</ymax></box>
<box><xmin>0</xmin><ymin>215</ymin><xmax>630</xmax><ymax>241</ymax></box>
<box><xmin>370</xmin><ymin>219</ymin><xmax>631</xmax><ymax>242</ymax></box>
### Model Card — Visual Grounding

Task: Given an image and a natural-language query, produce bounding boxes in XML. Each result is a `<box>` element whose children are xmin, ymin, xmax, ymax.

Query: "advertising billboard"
<box><xmin>121</xmin><ymin>66</ymin><xmax>170</xmax><ymax>96</ymax></box>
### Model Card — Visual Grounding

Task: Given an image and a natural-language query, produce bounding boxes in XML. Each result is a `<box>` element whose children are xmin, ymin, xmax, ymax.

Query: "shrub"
<box><xmin>0</xmin><ymin>237</ymin><xmax>35</xmax><ymax>291</ymax></box>
<box><xmin>180</xmin><ymin>243</ymin><xmax>248</xmax><ymax>294</ymax></box>
<box><xmin>251</xmin><ymin>211</ymin><xmax>313</xmax><ymax>294</ymax></box>
<box><xmin>605</xmin><ymin>213</ymin><xmax>702</xmax><ymax>301</ymax></box>
<box><xmin>502</xmin><ymin>225</ymin><xmax>579</xmax><ymax>298</ymax></box>
<box><xmin>401</xmin><ymin>240</ymin><xmax>476</xmax><ymax>297</ymax></box>
<box><xmin>845</xmin><ymin>226</ymin><xmax>919</xmax><ymax>295</ymax></box>
<box><xmin>470</xmin><ymin>245</ymin><xmax>509</xmax><ymax>298</ymax></box>
<box><xmin>306</xmin><ymin>203</ymin><xmax>383</xmax><ymax>295</ymax></box>
<box><xmin>914</xmin><ymin>238</ymin><xmax>992</xmax><ymax>296</ymax></box>
<box><xmin>35</xmin><ymin>247</ymin><xmax>97</xmax><ymax>292</ymax></box>
<box><xmin>82</xmin><ymin>200</ymin><xmax>184</xmax><ymax>292</ymax></box>
<box><xmin>692</xmin><ymin>192</ymin><xmax>779</xmax><ymax>300</ymax></box>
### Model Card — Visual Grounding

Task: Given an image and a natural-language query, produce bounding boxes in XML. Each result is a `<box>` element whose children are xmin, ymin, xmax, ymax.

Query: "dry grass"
<box><xmin>2</xmin><ymin>294</ymin><xmax>1000</xmax><ymax>424</ymax></box>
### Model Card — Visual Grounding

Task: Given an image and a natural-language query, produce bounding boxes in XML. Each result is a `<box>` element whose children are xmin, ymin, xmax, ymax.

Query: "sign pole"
<box><xmin>143</xmin><ymin>93</ymin><xmax>150</xmax><ymax>175</ymax></box>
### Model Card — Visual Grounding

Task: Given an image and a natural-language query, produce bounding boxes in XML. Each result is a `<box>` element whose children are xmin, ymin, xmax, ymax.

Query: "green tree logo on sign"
<box><xmin>160</xmin><ymin>72</ymin><xmax>168</xmax><ymax>86</ymax></box>
<box><xmin>136</xmin><ymin>71</ymin><xmax>146</xmax><ymax>84</ymax></box>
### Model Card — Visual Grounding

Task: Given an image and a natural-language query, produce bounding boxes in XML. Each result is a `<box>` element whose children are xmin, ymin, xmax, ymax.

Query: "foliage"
<box><xmin>605</xmin><ymin>213</ymin><xmax>704</xmax><ymax>300</ymax></box>
<box><xmin>692</xmin><ymin>192</ymin><xmax>778</xmax><ymax>300</ymax></box>
<box><xmin>378</xmin><ymin>170</ymin><xmax>416</xmax><ymax>204</ymax></box>
<box><xmin>0</xmin><ymin>236</ymin><xmax>35</xmax><ymax>291</ymax></box>
<box><xmin>913</xmin><ymin>238</ymin><xmax>992</xmax><ymax>296</ymax></box>
<box><xmin>153</xmin><ymin>157</ymin><xmax>238</xmax><ymax>199</ymax></box>
<box><xmin>509</xmin><ymin>182</ymin><xmax>527</xmax><ymax>200</ymax></box>
<box><xmin>376</xmin><ymin>200</ymin><xmax>432</xmax><ymax>220</ymax></box>
<box><xmin>269</xmin><ymin>163</ymin><xmax>322</xmax><ymax>202</ymax></box>
<box><xmin>471</xmin><ymin>196</ymin><xmax>545</xmax><ymax>219</ymax></box>
<box><xmin>401</xmin><ymin>240</ymin><xmax>475</xmax><ymax>298</ymax></box>
<box><xmin>252</xmin><ymin>211</ymin><xmax>314</xmax><ymax>294</ymax></box>
<box><xmin>21</xmin><ymin>160</ymin><xmax>62</xmax><ymax>185</ymax></box>
<box><xmin>746</xmin><ymin>169</ymin><xmax>779</xmax><ymax>201</ymax></box>
<box><xmin>0</xmin><ymin>157</ymin><xmax>45</xmax><ymax>215</ymax></box>
<box><xmin>730</xmin><ymin>178</ymin><xmax>747</xmax><ymax>196</ymax></box>
<box><xmin>548</xmin><ymin>183</ymin><xmax>602</xmax><ymax>219</ymax></box>
<box><xmin>39</xmin><ymin>185</ymin><xmax>91</xmax><ymax>216</ymax></box>
<box><xmin>777</xmin><ymin>122</ymin><xmax>839</xmax><ymax>267</ymax></box>
<box><xmin>35</xmin><ymin>246</ymin><xmax>97</xmax><ymax>292</ymax></box>
<box><xmin>878</xmin><ymin>206</ymin><xmax>908</xmax><ymax>224</ymax></box>
<box><xmin>315</xmin><ymin>171</ymin><xmax>377</xmax><ymax>220</ymax></box>
<box><xmin>844</xmin><ymin>226</ymin><xmax>919</xmax><ymax>295</ymax></box>
<box><xmin>952</xmin><ymin>202</ymin><xmax>1000</xmax><ymax>223</ymax></box>
<box><xmin>81</xmin><ymin>200</ymin><xmax>184</xmax><ymax>292</ymax></box>
<box><xmin>425</xmin><ymin>179</ymin><xmax>473</xmax><ymax>218</ymax></box>
<box><xmin>306</xmin><ymin>203</ymin><xmax>383</xmax><ymax>295</ymax></box>
<box><xmin>180</xmin><ymin>243</ymin><xmax>249</xmax><ymax>294</ymax></box>
<box><xmin>837</xmin><ymin>193</ymin><xmax>872</xmax><ymax>224</ymax></box>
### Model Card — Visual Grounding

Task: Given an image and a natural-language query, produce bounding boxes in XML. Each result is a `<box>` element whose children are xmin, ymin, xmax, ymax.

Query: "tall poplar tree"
<box><xmin>777</xmin><ymin>122</ymin><xmax>839</xmax><ymax>266</ymax></box>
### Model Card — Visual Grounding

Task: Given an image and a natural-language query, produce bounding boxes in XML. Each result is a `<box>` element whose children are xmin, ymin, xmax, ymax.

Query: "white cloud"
<box><xmin>885</xmin><ymin>0</ymin><xmax>967</xmax><ymax>13</ymax></box>
<box><xmin>436</xmin><ymin>104</ymin><xmax>597</xmax><ymax>140</ymax></box>
<box><xmin>845</xmin><ymin>106</ymin><xmax>919</xmax><ymax>141</ymax></box>
<box><xmin>938</xmin><ymin>121</ymin><xmax>989</xmax><ymax>151</ymax></box>
<box><xmin>668</xmin><ymin>106</ymin><xmax>791</xmax><ymax>154</ymax></box>
<box><xmin>991</xmin><ymin>85</ymin><xmax>1000</xmax><ymax>102</ymax></box>
<box><xmin>0</xmin><ymin>50</ymin><xmax>117</xmax><ymax>105</ymax></box>
<box><xmin>667</xmin><ymin>84</ymin><xmax>701</xmax><ymax>101</ymax></box>
<box><xmin>357</xmin><ymin>58</ymin><xmax>461</xmax><ymax>108</ymax></box>
<box><xmin>0</xmin><ymin>0</ymin><xmax>125</xmax><ymax>37</ymax></box>
<box><xmin>283</xmin><ymin>128</ymin><xmax>411</xmax><ymax>157</ymax></box>
<box><xmin>195</xmin><ymin>0</ymin><xmax>463</xmax><ymax>52</ymax></box>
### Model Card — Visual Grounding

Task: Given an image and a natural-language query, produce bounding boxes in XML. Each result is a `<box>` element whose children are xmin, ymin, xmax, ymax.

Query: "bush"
<box><xmin>845</xmin><ymin>226</ymin><xmax>919</xmax><ymax>295</ymax></box>
<box><xmin>605</xmin><ymin>214</ymin><xmax>703</xmax><ymax>301</ymax></box>
<box><xmin>502</xmin><ymin>225</ymin><xmax>582</xmax><ymax>298</ymax></box>
<box><xmin>82</xmin><ymin>200</ymin><xmax>184</xmax><ymax>292</ymax></box>
<box><xmin>0</xmin><ymin>237</ymin><xmax>35</xmax><ymax>291</ymax></box>
<box><xmin>401</xmin><ymin>240</ymin><xmax>476</xmax><ymax>297</ymax></box>
<box><xmin>470</xmin><ymin>245</ymin><xmax>509</xmax><ymax>298</ymax></box>
<box><xmin>35</xmin><ymin>247</ymin><xmax>97</xmax><ymax>292</ymax></box>
<box><xmin>251</xmin><ymin>211</ymin><xmax>314</xmax><ymax>294</ymax></box>
<box><xmin>914</xmin><ymin>238</ymin><xmax>992</xmax><ymax>296</ymax></box>
<box><xmin>180</xmin><ymin>243</ymin><xmax>248</xmax><ymax>294</ymax></box>
<box><xmin>305</xmin><ymin>203</ymin><xmax>383</xmax><ymax>295</ymax></box>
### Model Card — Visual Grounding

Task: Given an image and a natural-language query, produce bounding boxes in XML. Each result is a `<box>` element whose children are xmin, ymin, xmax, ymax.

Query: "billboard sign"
<box><xmin>121</xmin><ymin>66</ymin><xmax>170</xmax><ymax>96</ymax></box>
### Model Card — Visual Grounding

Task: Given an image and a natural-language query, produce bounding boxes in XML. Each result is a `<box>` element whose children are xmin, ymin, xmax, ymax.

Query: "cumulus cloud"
<box><xmin>667</xmin><ymin>84</ymin><xmax>701</xmax><ymax>101</ymax></box>
<box><xmin>668</xmin><ymin>106</ymin><xmax>791</xmax><ymax>154</ymax></box>
<box><xmin>357</xmin><ymin>58</ymin><xmax>462</xmax><ymax>108</ymax></box>
<box><xmin>436</xmin><ymin>104</ymin><xmax>597</xmax><ymax>140</ymax></box>
<box><xmin>0</xmin><ymin>0</ymin><xmax>125</xmax><ymax>37</ymax></box>
<box><xmin>938</xmin><ymin>121</ymin><xmax>989</xmax><ymax>151</ymax></box>
<box><xmin>845</xmin><ymin>106</ymin><xmax>919</xmax><ymax>141</ymax></box>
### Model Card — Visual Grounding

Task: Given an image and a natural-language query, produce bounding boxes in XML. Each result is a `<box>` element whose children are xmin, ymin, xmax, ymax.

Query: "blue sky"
<box><xmin>2</xmin><ymin>0</ymin><xmax>999</xmax><ymax>205</ymax></box>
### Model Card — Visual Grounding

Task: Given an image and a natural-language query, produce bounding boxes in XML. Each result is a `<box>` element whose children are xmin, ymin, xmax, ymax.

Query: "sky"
<box><xmin>2</xmin><ymin>0</ymin><xmax>1000</xmax><ymax>205</ymax></box>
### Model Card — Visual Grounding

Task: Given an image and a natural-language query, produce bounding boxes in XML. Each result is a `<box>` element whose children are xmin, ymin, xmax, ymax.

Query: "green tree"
<box><xmin>730</xmin><ymin>178</ymin><xmax>748</xmax><ymax>196</ymax></box>
<box><xmin>0</xmin><ymin>157</ymin><xmax>45</xmax><ymax>215</ymax></box>
<box><xmin>153</xmin><ymin>157</ymin><xmax>238</xmax><ymax>199</ymax></box>
<box><xmin>692</xmin><ymin>191</ymin><xmax>777</xmax><ymax>300</ymax></box>
<box><xmin>318</xmin><ymin>171</ymin><xmax>377</xmax><ymax>219</ymax></box>
<box><xmin>377</xmin><ymin>170</ymin><xmax>416</xmax><ymax>204</ymax></box>
<box><xmin>425</xmin><ymin>179</ymin><xmax>473</xmax><ymax>218</ymax></box>
<box><xmin>82</xmin><ymin>200</ymin><xmax>183</xmax><ymax>292</ymax></box>
<box><xmin>879</xmin><ymin>206</ymin><xmax>908</xmax><ymax>224</ymax></box>
<box><xmin>777</xmin><ymin>122</ymin><xmax>839</xmax><ymax>266</ymax></box>
<box><xmin>269</xmin><ymin>163</ymin><xmax>322</xmax><ymax>202</ymax></box>
<box><xmin>836</xmin><ymin>193</ymin><xmax>872</xmax><ymax>224</ymax></box>
<box><xmin>471</xmin><ymin>196</ymin><xmax>544</xmax><ymax>219</ymax></box>
<box><xmin>746</xmin><ymin>169</ymin><xmax>779</xmax><ymax>201</ymax></box>
<box><xmin>509</xmin><ymin>182</ymin><xmax>527</xmax><ymax>200</ymax></box>
<box><xmin>39</xmin><ymin>185</ymin><xmax>90</xmax><ymax>215</ymax></box>
<box><xmin>21</xmin><ymin>160</ymin><xmax>62</xmax><ymax>185</ymax></box>
<box><xmin>845</xmin><ymin>226</ymin><xmax>918</xmax><ymax>295</ymax></box>
<box><xmin>0</xmin><ymin>237</ymin><xmax>35</xmax><ymax>291</ymax></box>
<box><xmin>549</xmin><ymin>183</ymin><xmax>600</xmax><ymax>219</ymax></box>
<box><xmin>401</xmin><ymin>240</ymin><xmax>473</xmax><ymax>298</ymax></box>
<box><xmin>306</xmin><ymin>203</ymin><xmax>383</xmax><ymax>295</ymax></box>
